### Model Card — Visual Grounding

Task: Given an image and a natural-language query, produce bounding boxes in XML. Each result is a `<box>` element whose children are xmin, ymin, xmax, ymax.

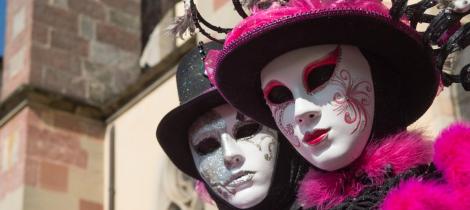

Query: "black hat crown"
<box><xmin>176</xmin><ymin>41</ymin><xmax>222</xmax><ymax>104</ymax></box>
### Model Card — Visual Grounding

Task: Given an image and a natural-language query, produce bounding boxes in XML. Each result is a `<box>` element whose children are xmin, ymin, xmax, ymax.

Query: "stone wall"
<box><xmin>0</xmin><ymin>106</ymin><xmax>105</xmax><ymax>210</ymax></box>
<box><xmin>0</xmin><ymin>0</ymin><xmax>142</xmax><ymax>208</ymax></box>
<box><xmin>3</xmin><ymin>0</ymin><xmax>142</xmax><ymax>104</ymax></box>
<box><xmin>2</xmin><ymin>0</ymin><xmax>32</xmax><ymax>100</ymax></box>
<box><xmin>0</xmin><ymin>108</ymin><xmax>28</xmax><ymax>210</ymax></box>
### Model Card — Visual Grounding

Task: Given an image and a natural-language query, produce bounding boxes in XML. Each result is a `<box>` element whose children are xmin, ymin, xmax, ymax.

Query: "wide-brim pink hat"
<box><xmin>213</xmin><ymin>0</ymin><xmax>439</xmax><ymax>134</ymax></box>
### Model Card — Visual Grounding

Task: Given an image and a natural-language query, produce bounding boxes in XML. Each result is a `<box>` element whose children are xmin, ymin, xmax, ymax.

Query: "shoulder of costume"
<box><xmin>297</xmin><ymin>130</ymin><xmax>434</xmax><ymax>209</ymax></box>
<box><xmin>381</xmin><ymin>122</ymin><xmax>470</xmax><ymax>210</ymax></box>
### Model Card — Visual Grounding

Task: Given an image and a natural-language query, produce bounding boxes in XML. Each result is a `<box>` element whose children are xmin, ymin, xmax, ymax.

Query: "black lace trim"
<box><xmin>330</xmin><ymin>163</ymin><xmax>441</xmax><ymax>210</ymax></box>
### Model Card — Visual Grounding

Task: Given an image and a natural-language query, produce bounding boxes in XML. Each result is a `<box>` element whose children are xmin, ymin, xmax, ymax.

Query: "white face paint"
<box><xmin>260</xmin><ymin>45</ymin><xmax>374</xmax><ymax>171</ymax></box>
<box><xmin>189</xmin><ymin>104</ymin><xmax>278</xmax><ymax>209</ymax></box>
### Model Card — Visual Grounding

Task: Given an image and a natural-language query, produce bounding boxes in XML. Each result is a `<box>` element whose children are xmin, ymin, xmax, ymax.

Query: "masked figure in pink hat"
<box><xmin>200</xmin><ymin>0</ymin><xmax>470</xmax><ymax>209</ymax></box>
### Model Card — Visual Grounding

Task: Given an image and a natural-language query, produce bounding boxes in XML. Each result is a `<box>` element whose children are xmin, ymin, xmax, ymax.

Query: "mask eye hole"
<box><xmin>303</xmin><ymin>46</ymin><xmax>340</xmax><ymax>93</ymax></box>
<box><xmin>234</xmin><ymin>122</ymin><xmax>261</xmax><ymax>139</ymax></box>
<box><xmin>264</xmin><ymin>83</ymin><xmax>293</xmax><ymax>105</ymax></box>
<box><xmin>304</xmin><ymin>64</ymin><xmax>335</xmax><ymax>92</ymax></box>
<box><xmin>194</xmin><ymin>137</ymin><xmax>220</xmax><ymax>155</ymax></box>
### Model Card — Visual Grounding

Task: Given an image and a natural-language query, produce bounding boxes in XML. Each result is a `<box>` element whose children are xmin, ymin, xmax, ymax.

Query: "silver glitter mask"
<box><xmin>188</xmin><ymin>104</ymin><xmax>279</xmax><ymax>208</ymax></box>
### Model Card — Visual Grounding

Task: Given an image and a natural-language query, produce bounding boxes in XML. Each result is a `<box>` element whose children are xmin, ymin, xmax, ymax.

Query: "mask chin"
<box><xmin>200</xmin><ymin>135</ymin><xmax>309</xmax><ymax>210</ymax></box>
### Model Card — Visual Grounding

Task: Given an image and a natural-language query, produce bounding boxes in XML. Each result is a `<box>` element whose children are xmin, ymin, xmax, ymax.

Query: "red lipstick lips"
<box><xmin>303</xmin><ymin>128</ymin><xmax>330</xmax><ymax>145</ymax></box>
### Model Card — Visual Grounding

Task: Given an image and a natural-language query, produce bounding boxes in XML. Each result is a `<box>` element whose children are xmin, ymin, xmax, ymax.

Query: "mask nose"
<box><xmin>294</xmin><ymin>97</ymin><xmax>321</xmax><ymax>127</ymax></box>
<box><xmin>221</xmin><ymin>133</ymin><xmax>245</xmax><ymax>169</ymax></box>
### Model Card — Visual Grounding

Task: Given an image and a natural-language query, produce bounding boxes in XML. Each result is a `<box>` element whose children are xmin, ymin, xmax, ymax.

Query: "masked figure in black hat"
<box><xmin>156</xmin><ymin>42</ymin><xmax>309</xmax><ymax>210</ymax></box>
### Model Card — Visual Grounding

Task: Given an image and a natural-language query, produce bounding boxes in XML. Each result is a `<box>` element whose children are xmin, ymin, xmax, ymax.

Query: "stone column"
<box><xmin>0</xmin><ymin>0</ymin><xmax>142</xmax><ymax>210</ymax></box>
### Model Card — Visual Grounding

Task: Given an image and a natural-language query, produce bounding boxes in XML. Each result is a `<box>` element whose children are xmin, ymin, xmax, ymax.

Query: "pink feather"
<box><xmin>381</xmin><ymin>122</ymin><xmax>470</xmax><ymax>210</ymax></box>
<box><xmin>297</xmin><ymin>131</ymin><xmax>433</xmax><ymax>209</ymax></box>
<box><xmin>381</xmin><ymin>179</ymin><xmax>456</xmax><ymax>210</ymax></box>
<box><xmin>433</xmin><ymin>122</ymin><xmax>470</xmax><ymax>190</ymax></box>
<box><xmin>195</xmin><ymin>180</ymin><xmax>215</xmax><ymax>204</ymax></box>
<box><xmin>357</xmin><ymin>131</ymin><xmax>433</xmax><ymax>180</ymax></box>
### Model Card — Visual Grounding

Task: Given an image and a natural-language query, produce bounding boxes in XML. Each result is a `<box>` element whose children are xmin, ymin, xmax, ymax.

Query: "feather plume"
<box><xmin>242</xmin><ymin>0</ymin><xmax>288</xmax><ymax>10</ymax></box>
<box><xmin>242</xmin><ymin>0</ymin><xmax>261</xmax><ymax>8</ymax></box>
<box><xmin>167</xmin><ymin>0</ymin><xmax>196</xmax><ymax>39</ymax></box>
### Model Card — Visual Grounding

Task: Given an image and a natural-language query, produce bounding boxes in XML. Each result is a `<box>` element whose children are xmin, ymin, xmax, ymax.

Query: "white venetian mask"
<box><xmin>189</xmin><ymin>104</ymin><xmax>278</xmax><ymax>208</ymax></box>
<box><xmin>260</xmin><ymin>45</ymin><xmax>374</xmax><ymax>171</ymax></box>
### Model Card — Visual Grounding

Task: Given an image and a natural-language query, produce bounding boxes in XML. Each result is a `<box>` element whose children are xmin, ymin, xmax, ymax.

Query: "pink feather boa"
<box><xmin>297</xmin><ymin>131</ymin><xmax>434</xmax><ymax>209</ymax></box>
<box><xmin>382</xmin><ymin>122</ymin><xmax>470</xmax><ymax>210</ymax></box>
<box><xmin>195</xmin><ymin>180</ymin><xmax>215</xmax><ymax>204</ymax></box>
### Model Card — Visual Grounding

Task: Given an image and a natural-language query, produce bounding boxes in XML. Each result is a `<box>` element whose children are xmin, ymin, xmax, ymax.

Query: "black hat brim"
<box><xmin>215</xmin><ymin>10</ymin><xmax>439</xmax><ymax>131</ymax></box>
<box><xmin>156</xmin><ymin>88</ymin><xmax>225</xmax><ymax>179</ymax></box>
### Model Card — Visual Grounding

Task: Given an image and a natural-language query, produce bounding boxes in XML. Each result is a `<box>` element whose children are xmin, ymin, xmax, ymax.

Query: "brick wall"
<box><xmin>2</xmin><ymin>0</ymin><xmax>142</xmax><ymax>104</ymax></box>
<box><xmin>0</xmin><ymin>1</ymin><xmax>141</xmax><ymax>208</ymax></box>
<box><xmin>0</xmin><ymin>109</ymin><xmax>28</xmax><ymax>203</ymax></box>
<box><xmin>24</xmin><ymin>105</ymin><xmax>105</xmax><ymax>210</ymax></box>
<box><xmin>0</xmin><ymin>106</ymin><xmax>105</xmax><ymax>210</ymax></box>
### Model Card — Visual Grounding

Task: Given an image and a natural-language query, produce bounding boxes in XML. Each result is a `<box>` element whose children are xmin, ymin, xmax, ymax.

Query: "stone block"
<box><xmin>42</xmin><ymin>68</ymin><xmax>87</xmax><ymax>101</ymax></box>
<box><xmin>109</xmin><ymin>9</ymin><xmax>140</xmax><ymax>32</ymax></box>
<box><xmin>27</xmin><ymin>125</ymin><xmax>88</xmax><ymax>168</ymax></box>
<box><xmin>79</xmin><ymin>199</ymin><xmax>103</xmax><ymax>210</ymax></box>
<box><xmin>31</xmin><ymin>44</ymin><xmax>82</xmax><ymax>76</ymax></box>
<box><xmin>51</xmin><ymin>0</ymin><xmax>68</xmax><ymax>9</ymax></box>
<box><xmin>34</xmin><ymin>2</ymin><xmax>78</xmax><ymax>33</ymax></box>
<box><xmin>25</xmin><ymin>158</ymin><xmax>40</xmax><ymax>187</ymax></box>
<box><xmin>12</xmin><ymin>7</ymin><xmax>27</xmax><ymax>40</ymax></box>
<box><xmin>79</xmin><ymin>16</ymin><xmax>95</xmax><ymax>40</ymax></box>
<box><xmin>32</xmin><ymin>23</ymin><xmax>50</xmax><ymax>46</ymax></box>
<box><xmin>96</xmin><ymin>23</ymin><xmax>140</xmax><ymax>52</ymax></box>
<box><xmin>24</xmin><ymin>186</ymin><xmax>79</xmax><ymax>210</ymax></box>
<box><xmin>6</xmin><ymin>0</ymin><xmax>29</xmax><ymax>14</ymax></box>
<box><xmin>51</xmin><ymin>108</ymin><xmax>105</xmax><ymax>139</ymax></box>
<box><xmin>69</xmin><ymin>0</ymin><xmax>105</xmax><ymax>20</ymax></box>
<box><xmin>101</xmin><ymin>0</ymin><xmax>140</xmax><ymax>15</ymax></box>
<box><xmin>68</xmin><ymin>139</ymin><xmax>103</xmax><ymax>202</ymax></box>
<box><xmin>39</xmin><ymin>161</ymin><xmax>69</xmax><ymax>192</ymax></box>
<box><xmin>0</xmin><ymin>110</ymin><xmax>26</xmax><ymax>200</ymax></box>
<box><xmin>6</xmin><ymin>46</ymin><xmax>27</xmax><ymax>78</ymax></box>
<box><xmin>51</xmin><ymin>30</ymin><xmax>89</xmax><ymax>57</ymax></box>
<box><xmin>89</xmin><ymin>41</ymin><xmax>139</xmax><ymax>69</ymax></box>
<box><xmin>88</xmin><ymin>81</ymin><xmax>107</xmax><ymax>103</ymax></box>
<box><xmin>1</xmin><ymin>130</ymin><xmax>21</xmax><ymax>172</ymax></box>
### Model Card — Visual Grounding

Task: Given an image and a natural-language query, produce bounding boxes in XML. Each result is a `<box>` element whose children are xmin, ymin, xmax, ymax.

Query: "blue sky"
<box><xmin>0</xmin><ymin>0</ymin><xmax>5</xmax><ymax>57</ymax></box>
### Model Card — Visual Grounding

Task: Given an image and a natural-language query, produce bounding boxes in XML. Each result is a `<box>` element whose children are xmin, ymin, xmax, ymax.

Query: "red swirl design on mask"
<box><xmin>330</xmin><ymin>69</ymin><xmax>372</xmax><ymax>134</ymax></box>
<box><xmin>270</xmin><ymin>101</ymin><xmax>301</xmax><ymax>147</ymax></box>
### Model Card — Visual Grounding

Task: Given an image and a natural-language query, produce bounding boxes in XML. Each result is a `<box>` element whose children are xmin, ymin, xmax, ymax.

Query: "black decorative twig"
<box><xmin>190</xmin><ymin>0</ymin><xmax>231</xmax><ymax>34</ymax></box>
<box><xmin>390</xmin><ymin>0</ymin><xmax>409</xmax><ymax>21</ymax></box>
<box><xmin>233</xmin><ymin>0</ymin><xmax>249</xmax><ymax>18</ymax></box>
<box><xmin>405</xmin><ymin>0</ymin><xmax>438</xmax><ymax>28</ymax></box>
<box><xmin>423</xmin><ymin>8</ymin><xmax>470</xmax><ymax>44</ymax></box>
<box><xmin>436</xmin><ymin>22</ymin><xmax>470</xmax><ymax>69</ymax></box>
<box><xmin>460</xmin><ymin>64</ymin><xmax>470</xmax><ymax>90</ymax></box>
<box><xmin>436</xmin><ymin>22</ymin><xmax>470</xmax><ymax>88</ymax></box>
<box><xmin>189</xmin><ymin>0</ymin><xmax>225</xmax><ymax>43</ymax></box>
